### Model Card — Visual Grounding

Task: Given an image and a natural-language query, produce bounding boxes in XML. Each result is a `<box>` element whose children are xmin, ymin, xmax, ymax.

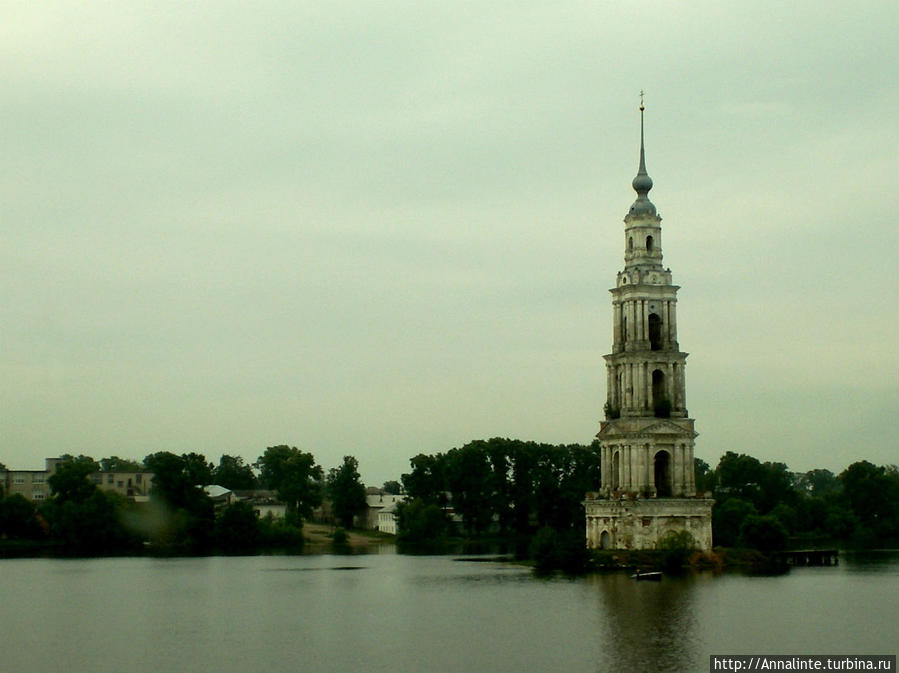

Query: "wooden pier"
<box><xmin>781</xmin><ymin>549</ymin><xmax>839</xmax><ymax>566</ymax></box>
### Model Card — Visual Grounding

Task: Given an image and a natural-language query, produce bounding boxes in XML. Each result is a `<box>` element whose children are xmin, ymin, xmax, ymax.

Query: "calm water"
<box><xmin>1</xmin><ymin>550</ymin><xmax>896</xmax><ymax>673</ymax></box>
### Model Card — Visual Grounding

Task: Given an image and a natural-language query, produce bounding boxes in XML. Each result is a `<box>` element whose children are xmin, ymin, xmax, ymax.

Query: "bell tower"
<box><xmin>585</xmin><ymin>98</ymin><xmax>713</xmax><ymax>551</ymax></box>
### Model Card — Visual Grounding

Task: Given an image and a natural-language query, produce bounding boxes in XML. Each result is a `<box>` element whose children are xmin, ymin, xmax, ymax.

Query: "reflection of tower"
<box><xmin>588</xmin><ymin>573</ymin><xmax>698</xmax><ymax>671</ymax></box>
<box><xmin>585</xmin><ymin>100</ymin><xmax>713</xmax><ymax>551</ymax></box>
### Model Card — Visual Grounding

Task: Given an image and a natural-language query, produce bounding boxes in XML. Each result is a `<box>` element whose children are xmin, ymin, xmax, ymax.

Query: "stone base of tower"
<box><xmin>585</xmin><ymin>495</ymin><xmax>713</xmax><ymax>551</ymax></box>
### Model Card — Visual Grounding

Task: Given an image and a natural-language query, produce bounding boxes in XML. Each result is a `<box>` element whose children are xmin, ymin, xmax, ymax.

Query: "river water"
<box><xmin>1</xmin><ymin>550</ymin><xmax>896</xmax><ymax>673</ymax></box>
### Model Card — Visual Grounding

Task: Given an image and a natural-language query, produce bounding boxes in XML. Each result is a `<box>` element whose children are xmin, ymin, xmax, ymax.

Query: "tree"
<box><xmin>182</xmin><ymin>452</ymin><xmax>214</xmax><ymax>487</ymax></box>
<box><xmin>48</xmin><ymin>456</ymin><xmax>100</xmax><ymax>504</ymax></box>
<box><xmin>99</xmin><ymin>456</ymin><xmax>144</xmax><ymax>472</ymax></box>
<box><xmin>213</xmin><ymin>455</ymin><xmax>258</xmax><ymax>490</ymax></box>
<box><xmin>694</xmin><ymin>458</ymin><xmax>714</xmax><ymax>494</ymax></box>
<box><xmin>713</xmin><ymin>497</ymin><xmax>757</xmax><ymax>547</ymax></box>
<box><xmin>402</xmin><ymin>453</ymin><xmax>448</xmax><ymax>506</ymax></box>
<box><xmin>382</xmin><ymin>480</ymin><xmax>402</xmax><ymax>495</ymax></box>
<box><xmin>0</xmin><ymin>494</ymin><xmax>42</xmax><ymax>539</ymax></box>
<box><xmin>445</xmin><ymin>444</ymin><xmax>493</xmax><ymax>535</ymax></box>
<box><xmin>256</xmin><ymin>446</ymin><xmax>323</xmax><ymax>522</ymax></box>
<box><xmin>326</xmin><ymin>456</ymin><xmax>367</xmax><ymax>529</ymax></box>
<box><xmin>796</xmin><ymin>468</ymin><xmax>840</xmax><ymax>497</ymax></box>
<box><xmin>215</xmin><ymin>501</ymin><xmax>260</xmax><ymax>552</ymax></box>
<box><xmin>396</xmin><ymin>498</ymin><xmax>450</xmax><ymax>542</ymax></box>
<box><xmin>47</xmin><ymin>490</ymin><xmax>139</xmax><ymax>553</ymax></box>
<box><xmin>839</xmin><ymin>461</ymin><xmax>899</xmax><ymax>540</ymax></box>
<box><xmin>740</xmin><ymin>514</ymin><xmax>789</xmax><ymax>553</ymax></box>
<box><xmin>143</xmin><ymin>451</ymin><xmax>215</xmax><ymax>550</ymax></box>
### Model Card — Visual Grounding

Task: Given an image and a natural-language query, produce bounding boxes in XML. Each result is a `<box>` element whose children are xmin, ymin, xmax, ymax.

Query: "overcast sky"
<box><xmin>2</xmin><ymin>1</ymin><xmax>896</xmax><ymax>486</ymax></box>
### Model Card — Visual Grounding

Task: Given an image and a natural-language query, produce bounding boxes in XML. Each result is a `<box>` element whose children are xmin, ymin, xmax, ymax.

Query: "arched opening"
<box><xmin>648</xmin><ymin>313</ymin><xmax>662</xmax><ymax>350</ymax></box>
<box><xmin>652</xmin><ymin>369</ymin><xmax>670</xmax><ymax>417</ymax></box>
<box><xmin>612</xmin><ymin>451</ymin><xmax>620</xmax><ymax>490</ymax></box>
<box><xmin>646</xmin><ymin>235</ymin><xmax>654</xmax><ymax>252</ymax></box>
<box><xmin>628</xmin><ymin>236</ymin><xmax>634</xmax><ymax>252</ymax></box>
<box><xmin>654</xmin><ymin>450</ymin><xmax>671</xmax><ymax>497</ymax></box>
<box><xmin>600</xmin><ymin>530</ymin><xmax>612</xmax><ymax>549</ymax></box>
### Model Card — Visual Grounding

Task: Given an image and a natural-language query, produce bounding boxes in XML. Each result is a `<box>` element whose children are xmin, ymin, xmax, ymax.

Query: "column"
<box><xmin>642</xmin><ymin>300</ymin><xmax>649</xmax><ymax>347</ymax></box>
<box><xmin>686</xmin><ymin>444</ymin><xmax>696</xmax><ymax>496</ymax></box>
<box><xmin>670</xmin><ymin>302</ymin><xmax>678</xmax><ymax>343</ymax></box>
<box><xmin>606</xmin><ymin>366</ymin><xmax>614</xmax><ymax>412</ymax></box>
<box><xmin>626</xmin><ymin>446</ymin><xmax>634</xmax><ymax>491</ymax></box>
<box><xmin>667</xmin><ymin>363</ymin><xmax>675</xmax><ymax>410</ymax></box>
<box><xmin>665</xmin><ymin>301</ymin><xmax>673</xmax><ymax>346</ymax></box>
<box><xmin>674</xmin><ymin>445</ymin><xmax>684</xmax><ymax>497</ymax></box>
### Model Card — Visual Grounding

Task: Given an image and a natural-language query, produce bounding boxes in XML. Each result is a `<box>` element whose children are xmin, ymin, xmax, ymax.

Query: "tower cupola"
<box><xmin>628</xmin><ymin>100</ymin><xmax>656</xmax><ymax>217</ymax></box>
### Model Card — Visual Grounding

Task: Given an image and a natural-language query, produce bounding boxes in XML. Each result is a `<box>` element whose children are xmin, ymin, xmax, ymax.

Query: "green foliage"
<box><xmin>713</xmin><ymin>452</ymin><xmax>797</xmax><ymax>514</ymax></box>
<box><xmin>214</xmin><ymin>501</ymin><xmax>260</xmax><ymax>553</ymax></box>
<box><xmin>694</xmin><ymin>458</ymin><xmax>714</xmax><ymax>494</ymax></box>
<box><xmin>257</xmin><ymin>513</ymin><xmax>304</xmax><ymax>549</ymax></box>
<box><xmin>657</xmin><ymin>530</ymin><xmax>697</xmax><ymax>572</ymax></box>
<box><xmin>256</xmin><ymin>445</ymin><xmax>323</xmax><ymax>521</ymax></box>
<box><xmin>382</xmin><ymin>480</ymin><xmax>402</xmax><ymax>495</ymax></box>
<box><xmin>0</xmin><ymin>494</ymin><xmax>43</xmax><ymax>540</ymax></box>
<box><xmin>99</xmin><ymin>456</ymin><xmax>144</xmax><ymax>472</ymax></box>
<box><xmin>396</xmin><ymin>498</ymin><xmax>450</xmax><ymax>542</ymax></box>
<box><xmin>213</xmin><ymin>455</ymin><xmax>258</xmax><ymax>490</ymax></box>
<box><xmin>43</xmin><ymin>490</ymin><xmax>140</xmax><ymax>553</ymax></box>
<box><xmin>795</xmin><ymin>469</ymin><xmax>840</xmax><ymax>497</ymax></box>
<box><xmin>48</xmin><ymin>456</ymin><xmax>99</xmax><ymax>504</ymax></box>
<box><xmin>332</xmin><ymin>527</ymin><xmax>348</xmax><ymax>545</ymax></box>
<box><xmin>769</xmin><ymin>503</ymin><xmax>798</xmax><ymax>534</ymax></box>
<box><xmin>401</xmin><ymin>453</ymin><xmax>448</xmax><ymax>506</ymax></box>
<box><xmin>326</xmin><ymin>456</ymin><xmax>367</xmax><ymax>529</ymax></box>
<box><xmin>399</xmin><ymin>438</ymin><xmax>601</xmax><ymax>540</ymax></box>
<box><xmin>739</xmin><ymin>514</ymin><xmax>789</xmax><ymax>552</ymax></box>
<box><xmin>142</xmin><ymin>452</ymin><xmax>215</xmax><ymax>551</ymax></box>
<box><xmin>839</xmin><ymin>461</ymin><xmax>899</xmax><ymax>539</ymax></box>
<box><xmin>713</xmin><ymin>498</ymin><xmax>757</xmax><ymax>548</ymax></box>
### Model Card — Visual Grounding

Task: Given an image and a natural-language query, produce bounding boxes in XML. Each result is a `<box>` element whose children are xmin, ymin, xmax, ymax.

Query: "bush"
<box><xmin>332</xmin><ymin>527</ymin><xmax>348</xmax><ymax>545</ymax></box>
<box><xmin>529</xmin><ymin>526</ymin><xmax>589</xmax><ymax>575</ymax></box>
<box><xmin>739</xmin><ymin>514</ymin><xmax>789</xmax><ymax>552</ymax></box>
<box><xmin>657</xmin><ymin>530</ymin><xmax>696</xmax><ymax>572</ymax></box>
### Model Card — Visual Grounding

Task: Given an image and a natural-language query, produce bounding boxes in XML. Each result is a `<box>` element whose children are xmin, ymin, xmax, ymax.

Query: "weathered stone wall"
<box><xmin>585</xmin><ymin>496</ymin><xmax>713</xmax><ymax>551</ymax></box>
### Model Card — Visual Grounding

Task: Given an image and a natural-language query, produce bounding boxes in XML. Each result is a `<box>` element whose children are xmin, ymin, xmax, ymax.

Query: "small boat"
<box><xmin>631</xmin><ymin>570</ymin><xmax>662</xmax><ymax>581</ymax></box>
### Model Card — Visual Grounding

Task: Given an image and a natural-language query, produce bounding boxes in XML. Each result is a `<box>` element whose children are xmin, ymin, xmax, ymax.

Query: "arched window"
<box><xmin>628</xmin><ymin>236</ymin><xmax>634</xmax><ymax>252</ymax></box>
<box><xmin>612</xmin><ymin>451</ymin><xmax>620</xmax><ymax>491</ymax></box>
<box><xmin>652</xmin><ymin>369</ymin><xmax>670</xmax><ymax>417</ymax></box>
<box><xmin>648</xmin><ymin>313</ymin><xmax>662</xmax><ymax>350</ymax></box>
<box><xmin>646</xmin><ymin>235</ymin><xmax>654</xmax><ymax>252</ymax></box>
<box><xmin>654</xmin><ymin>450</ymin><xmax>671</xmax><ymax>497</ymax></box>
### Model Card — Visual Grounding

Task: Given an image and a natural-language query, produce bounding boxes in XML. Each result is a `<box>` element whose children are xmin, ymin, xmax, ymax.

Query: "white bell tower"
<box><xmin>585</xmin><ymin>98</ymin><xmax>713</xmax><ymax>551</ymax></box>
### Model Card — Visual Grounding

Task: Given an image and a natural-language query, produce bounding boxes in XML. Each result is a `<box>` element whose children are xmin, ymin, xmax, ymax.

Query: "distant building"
<box><xmin>584</xmin><ymin>103</ymin><xmax>713</xmax><ymax>551</ymax></box>
<box><xmin>0</xmin><ymin>457</ymin><xmax>152</xmax><ymax>503</ymax></box>
<box><xmin>3</xmin><ymin>468</ymin><xmax>50</xmax><ymax>502</ymax></box>
<box><xmin>232</xmin><ymin>490</ymin><xmax>287</xmax><ymax>519</ymax></box>
<box><xmin>358</xmin><ymin>491</ymin><xmax>406</xmax><ymax>531</ymax></box>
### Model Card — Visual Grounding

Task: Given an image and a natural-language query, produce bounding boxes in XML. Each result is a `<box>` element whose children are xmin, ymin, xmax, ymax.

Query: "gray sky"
<box><xmin>2</xmin><ymin>1</ymin><xmax>897</xmax><ymax>486</ymax></box>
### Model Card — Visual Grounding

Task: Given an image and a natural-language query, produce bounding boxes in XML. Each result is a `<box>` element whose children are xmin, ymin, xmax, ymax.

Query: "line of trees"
<box><xmin>0</xmin><ymin>447</ymin><xmax>369</xmax><ymax>555</ymax></box>
<box><xmin>3</xmin><ymin>444</ymin><xmax>896</xmax><ymax>556</ymax></box>
<box><xmin>701</xmin><ymin>452</ymin><xmax>899</xmax><ymax>550</ymax></box>
<box><xmin>396</xmin><ymin>438</ymin><xmax>602</xmax><ymax>546</ymax></box>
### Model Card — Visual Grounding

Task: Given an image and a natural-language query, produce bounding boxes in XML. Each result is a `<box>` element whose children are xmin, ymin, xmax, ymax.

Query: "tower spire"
<box><xmin>629</xmin><ymin>92</ymin><xmax>655</xmax><ymax>215</ymax></box>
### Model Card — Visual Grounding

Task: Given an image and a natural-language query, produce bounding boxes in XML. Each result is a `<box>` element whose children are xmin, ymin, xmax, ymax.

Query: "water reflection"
<box><xmin>589</xmin><ymin>572</ymin><xmax>698</xmax><ymax>673</ymax></box>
